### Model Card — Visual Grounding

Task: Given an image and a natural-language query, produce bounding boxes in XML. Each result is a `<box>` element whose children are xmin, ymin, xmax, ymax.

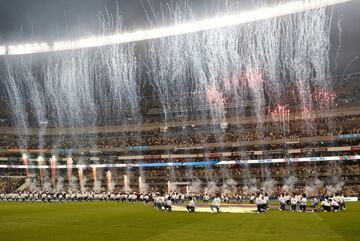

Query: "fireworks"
<box><xmin>245</xmin><ymin>70</ymin><xmax>264</xmax><ymax>89</ymax></box>
<box><xmin>67</xmin><ymin>158</ymin><xmax>73</xmax><ymax>187</ymax></box>
<box><xmin>206</xmin><ymin>87</ymin><xmax>226</xmax><ymax>107</ymax></box>
<box><xmin>313</xmin><ymin>88</ymin><xmax>337</xmax><ymax>110</ymax></box>
<box><xmin>78</xmin><ymin>167</ymin><xmax>85</xmax><ymax>193</ymax></box>
<box><xmin>106</xmin><ymin>171</ymin><xmax>114</xmax><ymax>192</ymax></box>
<box><xmin>50</xmin><ymin>156</ymin><xmax>57</xmax><ymax>189</ymax></box>
<box><xmin>21</xmin><ymin>154</ymin><xmax>29</xmax><ymax>177</ymax></box>
<box><xmin>124</xmin><ymin>175</ymin><xmax>131</xmax><ymax>192</ymax></box>
<box><xmin>37</xmin><ymin>156</ymin><xmax>44</xmax><ymax>189</ymax></box>
<box><xmin>301</xmin><ymin>107</ymin><xmax>315</xmax><ymax>121</ymax></box>
<box><xmin>269</xmin><ymin>104</ymin><xmax>290</xmax><ymax>123</ymax></box>
<box><xmin>1</xmin><ymin>1</ymin><xmax>340</xmax><ymax>193</ymax></box>
<box><xmin>92</xmin><ymin>166</ymin><xmax>99</xmax><ymax>191</ymax></box>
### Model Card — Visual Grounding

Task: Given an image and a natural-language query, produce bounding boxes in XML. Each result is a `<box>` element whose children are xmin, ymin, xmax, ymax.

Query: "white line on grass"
<box><xmin>313</xmin><ymin>213</ymin><xmax>323</xmax><ymax>221</ymax></box>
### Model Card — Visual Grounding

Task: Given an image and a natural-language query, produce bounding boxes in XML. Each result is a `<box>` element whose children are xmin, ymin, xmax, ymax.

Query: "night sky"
<box><xmin>0</xmin><ymin>0</ymin><xmax>359</xmax><ymax>75</ymax></box>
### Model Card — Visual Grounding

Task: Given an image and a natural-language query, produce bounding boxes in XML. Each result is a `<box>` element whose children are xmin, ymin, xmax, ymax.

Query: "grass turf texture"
<box><xmin>0</xmin><ymin>202</ymin><xmax>359</xmax><ymax>241</ymax></box>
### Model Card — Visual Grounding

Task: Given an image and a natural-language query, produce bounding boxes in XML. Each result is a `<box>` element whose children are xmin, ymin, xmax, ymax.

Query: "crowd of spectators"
<box><xmin>0</xmin><ymin>81</ymin><xmax>359</xmax><ymax>197</ymax></box>
<box><xmin>0</xmin><ymin>161</ymin><xmax>358</xmax><ymax>196</ymax></box>
<box><xmin>0</xmin><ymin>114</ymin><xmax>359</xmax><ymax>152</ymax></box>
<box><xmin>0</xmin><ymin>177</ymin><xmax>25</xmax><ymax>193</ymax></box>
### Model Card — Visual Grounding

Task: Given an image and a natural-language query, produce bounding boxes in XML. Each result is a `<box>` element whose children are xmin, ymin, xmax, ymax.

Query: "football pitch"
<box><xmin>0</xmin><ymin>202</ymin><xmax>359</xmax><ymax>241</ymax></box>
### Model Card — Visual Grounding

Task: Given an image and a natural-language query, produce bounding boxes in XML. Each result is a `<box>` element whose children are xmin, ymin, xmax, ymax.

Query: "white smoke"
<box><xmin>107</xmin><ymin>180</ymin><xmax>115</xmax><ymax>192</ymax></box>
<box><xmin>222</xmin><ymin>178</ymin><xmax>237</xmax><ymax>195</ymax></box>
<box><xmin>242</xmin><ymin>177</ymin><xmax>259</xmax><ymax>196</ymax></box>
<box><xmin>80</xmin><ymin>176</ymin><xmax>87</xmax><ymax>193</ymax></box>
<box><xmin>43</xmin><ymin>182</ymin><xmax>52</xmax><ymax>192</ymax></box>
<box><xmin>139</xmin><ymin>182</ymin><xmax>149</xmax><ymax>193</ymax></box>
<box><xmin>56</xmin><ymin>176</ymin><xmax>64</xmax><ymax>192</ymax></box>
<box><xmin>169</xmin><ymin>183</ymin><xmax>178</xmax><ymax>192</ymax></box>
<box><xmin>305</xmin><ymin>178</ymin><xmax>323</xmax><ymax>196</ymax></box>
<box><xmin>326</xmin><ymin>181</ymin><xmax>345</xmax><ymax>195</ymax></box>
<box><xmin>69</xmin><ymin>176</ymin><xmax>78</xmax><ymax>191</ymax></box>
<box><xmin>124</xmin><ymin>180</ymin><xmax>132</xmax><ymax>192</ymax></box>
<box><xmin>188</xmin><ymin>180</ymin><xmax>202</xmax><ymax>193</ymax></box>
<box><xmin>261</xmin><ymin>179</ymin><xmax>277</xmax><ymax>196</ymax></box>
<box><xmin>282</xmin><ymin>176</ymin><xmax>298</xmax><ymax>193</ymax></box>
<box><xmin>205</xmin><ymin>181</ymin><xmax>218</xmax><ymax>195</ymax></box>
<box><xmin>94</xmin><ymin>180</ymin><xmax>102</xmax><ymax>191</ymax></box>
<box><xmin>28</xmin><ymin>178</ymin><xmax>39</xmax><ymax>191</ymax></box>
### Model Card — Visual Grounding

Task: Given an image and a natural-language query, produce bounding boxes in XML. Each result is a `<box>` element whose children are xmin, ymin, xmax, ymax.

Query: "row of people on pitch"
<box><xmin>319</xmin><ymin>194</ymin><xmax>346</xmax><ymax>210</ymax></box>
<box><xmin>203</xmin><ymin>193</ymin><xmax>232</xmax><ymax>204</ymax></box>
<box><xmin>0</xmin><ymin>190</ymin><xmax>196</xmax><ymax>204</ymax></box>
<box><xmin>186</xmin><ymin>196</ymin><xmax>220</xmax><ymax>213</ymax></box>
<box><xmin>154</xmin><ymin>196</ymin><xmax>173</xmax><ymax>211</ymax></box>
<box><xmin>0</xmin><ymin>191</ymin><xmax>120</xmax><ymax>202</ymax></box>
<box><xmin>154</xmin><ymin>195</ymin><xmax>197</xmax><ymax>213</ymax></box>
<box><xmin>278</xmin><ymin>193</ymin><xmax>346</xmax><ymax>212</ymax></box>
<box><xmin>121</xmin><ymin>192</ymin><xmax>188</xmax><ymax>204</ymax></box>
<box><xmin>191</xmin><ymin>194</ymin><xmax>222</xmax><ymax>213</ymax></box>
<box><xmin>0</xmin><ymin>191</ymin><xmax>153</xmax><ymax>203</ymax></box>
<box><xmin>153</xmin><ymin>195</ymin><xmax>220</xmax><ymax>213</ymax></box>
<box><xmin>187</xmin><ymin>195</ymin><xmax>220</xmax><ymax>213</ymax></box>
<box><xmin>320</xmin><ymin>198</ymin><xmax>343</xmax><ymax>212</ymax></box>
<box><xmin>277</xmin><ymin>193</ymin><xmax>307</xmax><ymax>212</ymax></box>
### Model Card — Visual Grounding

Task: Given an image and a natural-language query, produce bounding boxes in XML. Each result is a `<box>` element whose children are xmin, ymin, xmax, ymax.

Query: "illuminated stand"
<box><xmin>0</xmin><ymin>0</ymin><xmax>350</xmax><ymax>56</ymax></box>
<box><xmin>1</xmin><ymin>155</ymin><xmax>359</xmax><ymax>170</ymax></box>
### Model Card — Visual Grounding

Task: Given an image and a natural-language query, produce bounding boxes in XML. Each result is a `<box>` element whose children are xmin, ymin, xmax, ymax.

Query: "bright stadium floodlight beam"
<box><xmin>0</xmin><ymin>0</ymin><xmax>351</xmax><ymax>56</ymax></box>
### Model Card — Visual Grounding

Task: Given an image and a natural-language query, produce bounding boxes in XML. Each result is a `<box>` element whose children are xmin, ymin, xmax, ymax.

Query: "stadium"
<box><xmin>0</xmin><ymin>0</ymin><xmax>359</xmax><ymax>240</ymax></box>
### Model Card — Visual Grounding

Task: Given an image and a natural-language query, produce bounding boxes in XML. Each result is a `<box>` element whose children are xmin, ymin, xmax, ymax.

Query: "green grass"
<box><xmin>0</xmin><ymin>202</ymin><xmax>359</xmax><ymax>241</ymax></box>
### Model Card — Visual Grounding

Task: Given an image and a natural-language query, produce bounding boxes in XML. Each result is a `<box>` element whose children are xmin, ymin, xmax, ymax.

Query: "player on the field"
<box><xmin>210</xmin><ymin>194</ymin><xmax>221</xmax><ymax>213</ymax></box>
<box><xmin>186</xmin><ymin>198</ymin><xmax>196</xmax><ymax>213</ymax></box>
<box><xmin>311</xmin><ymin>196</ymin><xmax>320</xmax><ymax>211</ymax></box>
<box><xmin>154</xmin><ymin>195</ymin><xmax>162</xmax><ymax>210</ymax></box>
<box><xmin>144</xmin><ymin>194</ymin><xmax>149</xmax><ymax>204</ymax></box>
<box><xmin>164</xmin><ymin>197</ymin><xmax>172</xmax><ymax>212</ymax></box>
<box><xmin>336</xmin><ymin>193</ymin><xmax>346</xmax><ymax>210</ymax></box>
<box><xmin>180</xmin><ymin>193</ymin><xmax>185</xmax><ymax>203</ymax></box>
<box><xmin>300</xmin><ymin>193</ymin><xmax>307</xmax><ymax>212</ymax></box>
<box><xmin>278</xmin><ymin>194</ymin><xmax>286</xmax><ymax>211</ymax></box>
<box><xmin>330</xmin><ymin>198</ymin><xmax>340</xmax><ymax>212</ymax></box>
<box><xmin>255</xmin><ymin>194</ymin><xmax>265</xmax><ymax>213</ymax></box>
<box><xmin>203</xmin><ymin>193</ymin><xmax>210</xmax><ymax>203</ymax></box>
<box><xmin>264</xmin><ymin>193</ymin><xmax>269</xmax><ymax>210</ymax></box>
<box><xmin>290</xmin><ymin>194</ymin><xmax>298</xmax><ymax>212</ymax></box>
<box><xmin>321</xmin><ymin>198</ymin><xmax>331</xmax><ymax>212</ymax></box>
<box><xmin>284</xmin><ymin>193</ymin><xmax>291</xmax><ymax>206</ymax></box>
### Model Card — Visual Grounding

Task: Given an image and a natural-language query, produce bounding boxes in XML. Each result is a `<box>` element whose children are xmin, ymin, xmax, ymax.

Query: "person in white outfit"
<box><xmin>210</xmin><ymin>195</ymin><xmax>221</xmax><ymax>213</ymax></box>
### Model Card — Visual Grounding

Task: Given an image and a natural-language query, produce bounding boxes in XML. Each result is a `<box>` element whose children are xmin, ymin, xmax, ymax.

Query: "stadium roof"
<box><xmin>0</xmin><ymin>0</ymin><xmax>359</xmax><ymax>73</ymax></box>
<box><xmin>0</xmin><ymin>0</ymin><xmax>350</xmax><ymax>55</ymax></box>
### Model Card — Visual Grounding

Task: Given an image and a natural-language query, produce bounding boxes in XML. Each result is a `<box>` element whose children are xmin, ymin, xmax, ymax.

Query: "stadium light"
<box><xmin>0</xmin><ymin>46</ymin><xmax>5</xmax><ymax>55</ymax></box>
<box><xmin>7</xmin><ymin>43</ymin><xmax>50</xmax><ymax>55</ymax></box>
<box><xmin>0</xmin><ymin>0</ymin><xmax>351</xmax><ymax>56</ymax></box>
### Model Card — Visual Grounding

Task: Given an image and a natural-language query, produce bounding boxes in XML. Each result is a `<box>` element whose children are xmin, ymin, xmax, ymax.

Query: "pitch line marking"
<box><xmin>313</xmin><ymin>213</ymin><xmax>323</xmax><ymax>221</ymax></box>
